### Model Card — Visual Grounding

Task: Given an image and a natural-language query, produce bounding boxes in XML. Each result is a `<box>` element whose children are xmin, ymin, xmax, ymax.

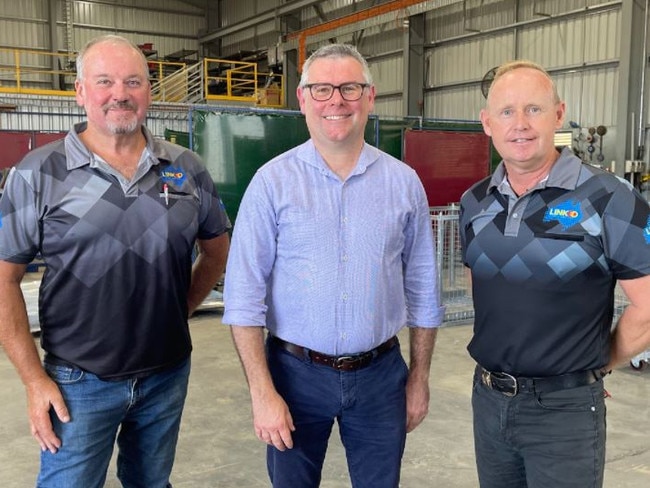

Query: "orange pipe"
<box><xmin>288</xmin><ymin>0</ymin><xmax>428</xmax><ymax>71</ymax></box>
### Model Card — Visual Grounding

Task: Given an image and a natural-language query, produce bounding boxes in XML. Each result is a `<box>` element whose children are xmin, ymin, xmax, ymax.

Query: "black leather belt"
<box><xmin>478</xmin><ymin>365</ymin><xmax>603</xmax><ymax>397</ymax></box>
<box><xmin>270</xmin><ymin>335</ymin><xmax>398</xmax><ymax>372</ymax></box>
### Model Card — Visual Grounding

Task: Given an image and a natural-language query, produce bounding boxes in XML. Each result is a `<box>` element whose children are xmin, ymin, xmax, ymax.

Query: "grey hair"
<box><xmin>299</xmin><ymin>43</ymin><xmax>373</xmax><ymax>87</ymax></box>
<box><xmin>76</xmin><ymin>35</ymin><xmax>149</xmax><ymax>82</ymax></box>
<box><xmin>488</xmin><ymin>59</ymin><xmax>561</xmax><ymax>104</ymax></box>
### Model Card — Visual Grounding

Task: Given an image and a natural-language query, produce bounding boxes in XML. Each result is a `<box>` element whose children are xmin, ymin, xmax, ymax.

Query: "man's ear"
<box><xmin>480</xmin><ymin>109</ymin><xmax>492</xmax><ymax>137</ymax></box>
<box><xmin>555</xmin><ymin>101</ymin><xmax>566</xmax><ymax>130</ymax></box>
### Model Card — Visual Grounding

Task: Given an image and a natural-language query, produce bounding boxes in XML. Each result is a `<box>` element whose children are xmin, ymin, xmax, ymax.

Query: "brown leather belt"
<box><xmin>478</xmin><ymin>365</ymin><xmax>603</xmax><ymax>397</ymax></box>
<box><xmin>270</xmin><ymin>335</ymin><xmax>399</xmax><ymax>372</ymax></box>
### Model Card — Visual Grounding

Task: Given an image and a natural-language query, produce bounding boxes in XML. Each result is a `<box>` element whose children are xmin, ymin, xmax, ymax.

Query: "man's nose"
<box><xmin>111</xmin><ymin>82</ymin><xmax>129</xmax><ymax>101</ymax></box>
<box><xmin>328</xmin><ymin>86</ymin><xmax>345</xmax><ymax>103</ymax></box>
<box><xmin>513</xmin><ymin>110</ymin><xmax>529</xmax><ymax>129</ymax></box>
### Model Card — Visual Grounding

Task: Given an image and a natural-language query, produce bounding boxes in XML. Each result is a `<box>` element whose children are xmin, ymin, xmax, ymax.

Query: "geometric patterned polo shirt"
<box><xmin>460</xmin><ymin>147</ymin><xmax>650</xmax><ymax>376</ymax></box>
<box><xmin>0</xmin><ymin>122</ymin><xmax>231</xmax><ymax>378</ymax></box>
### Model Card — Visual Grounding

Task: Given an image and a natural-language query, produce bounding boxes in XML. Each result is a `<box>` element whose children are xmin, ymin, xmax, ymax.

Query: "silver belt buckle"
<box><xmin>500</xmin><ymin>372</ymin><xmax>518</xmax><ymax>397</ymax></box>
<box><xmin>482</xmin><ymin>369</ymin><xmax>518</xmax><ymax>397</ymax></box>
<box><xmin>481</xmin><ymin>369</ymin><xmax>492</xmax><ymax>388</ymax></box>
<box><xmin>335</xmin><ymin>356</ymin><xmax>356</xmax><ymax>369</ymax></box>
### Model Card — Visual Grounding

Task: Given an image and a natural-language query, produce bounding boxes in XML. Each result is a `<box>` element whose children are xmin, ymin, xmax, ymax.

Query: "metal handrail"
<box><xmin>0</xmin><ymin>47</ymin><xmax>285</xmax><ymax>107</ymax></box>
<box><xmin>204</xmin><ymin>57</ymin><xmax>285</xmax><ymax>107</ymax></box>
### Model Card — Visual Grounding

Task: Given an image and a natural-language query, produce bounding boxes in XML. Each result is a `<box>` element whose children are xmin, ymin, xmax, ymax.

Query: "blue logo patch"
<box><xmin>160</xmin><ymin>167</ymin><xmax>186</xmax><ymax>186</ymax></box>
<box><xmin>543</xmin><ymin>200</ymin><xmax>582</xmax><ymax>230</ymax></box>
<box><xmin>644</xmin><ymin>216</ymin><xmax>650</xmax><ymax>245</ymax></box>
<box><xmin>0</xmin><ymin>210</ymin><xmax>3</xmax><ymax>229</ymax></box>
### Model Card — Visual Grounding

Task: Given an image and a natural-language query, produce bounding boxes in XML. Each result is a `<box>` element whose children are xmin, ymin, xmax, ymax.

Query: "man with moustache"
<box><xmin>460</xmin><ymin>60</ymin><xmax>650</xmax><ymax>487</ymax></box>
<box><xmin>0</xmin><ymin>35</ymin><xmax>230</xmax><ymax>487</ymax></box>
<box><xmin>223</xmin><ymin>43</ymin><xmax>444</xmax><ymax>488</ymax></box>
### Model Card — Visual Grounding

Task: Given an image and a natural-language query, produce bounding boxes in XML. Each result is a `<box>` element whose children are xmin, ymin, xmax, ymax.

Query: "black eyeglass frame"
<box><xmin>302</xmin><ymin>82</ymin><xmax>371</xmax><ymax>101</ymax></box>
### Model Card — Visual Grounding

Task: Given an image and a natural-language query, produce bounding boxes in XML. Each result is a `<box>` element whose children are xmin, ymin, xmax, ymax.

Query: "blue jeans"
<box><xmin>266</xmin><ymin>338</ymin><xmax>409</xmax><ymax>488</ymax></box>
<box><xmin>472</xmin><ymin>368</ymin><xmax>606</xmax><ymax>488</ymax></box>
<box><xmin>37</xmin><ymin>358</ymin><xmax>190</xmax><ymax>488</ymax></box>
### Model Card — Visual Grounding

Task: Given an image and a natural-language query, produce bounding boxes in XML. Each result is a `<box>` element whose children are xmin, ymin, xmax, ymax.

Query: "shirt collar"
<box><xmin>297</xmin><ymin>139</ymin><xmax>381</xmax><ymax>177</ymax></box>
<box><xmin>64</xmin><ymin>121</ymin><xmax>168</xmax><ymax>171</ymax></box>
<box><xmin>486</xmin><ymin>146</ymin><xmax>582</xmax><ymax>196</ymax></box>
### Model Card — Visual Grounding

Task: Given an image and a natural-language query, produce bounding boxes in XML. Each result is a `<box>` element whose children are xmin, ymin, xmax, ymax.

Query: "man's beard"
<box><xmin>104</xmin><ymin>102</ymin><xmax>140</xmax><ymax>135</ymax></box>
<box><xmin>107</xmin><ymin>116</ymin><xmax>139</xmax><ymax>135</ymax></box>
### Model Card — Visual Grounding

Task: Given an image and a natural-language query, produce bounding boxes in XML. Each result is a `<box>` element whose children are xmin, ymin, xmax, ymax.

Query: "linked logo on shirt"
<box><xmin>543</xmin><ymin>200</ymin><xmax>582</xmax><ymax>230</ymax></box>
<box><xmin>644</xmin><ymin>216</ymin><xmax>650</xmax><ymax>245</ymax></box>
<box><xmin>0</xmin><ymin>210</ymin><xmax>3</xmax><ymax>229</ymax></box>
<box><xmin>161</xmin><ymin>166</ymin><xmax>187</xmax><ymax>186</ymax></box>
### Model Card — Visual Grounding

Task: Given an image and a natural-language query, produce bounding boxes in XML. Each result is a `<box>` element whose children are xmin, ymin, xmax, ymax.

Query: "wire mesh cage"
<box><xmin>430</xmin><ymin>205</ymin><xmax>474</xmax><ymax>326</ymax></box>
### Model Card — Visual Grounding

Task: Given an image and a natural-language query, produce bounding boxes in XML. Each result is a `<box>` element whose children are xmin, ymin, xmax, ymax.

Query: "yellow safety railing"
<box><xmin>0</xmin><ymin>48</ymin><xmax>76</xmax><ymax>96</ymax></box>
<box><xmin>204</xmin><ymin>57</ymin><xmax>284</xmax><ymax>107</ymax></box>
<box><xmin>0</xmin><ymin>47</ymin><xmax>189</xmax><ymax>100</ymax></box>
<box><xmin>0</xmin><ymin>48</ymin><xmax>285</xmax><ymax>107</ymax></box>
<box><xmin>146</xmin><ymin>59</ymin><xmax>188</xmax><ymax>83</ymax></box>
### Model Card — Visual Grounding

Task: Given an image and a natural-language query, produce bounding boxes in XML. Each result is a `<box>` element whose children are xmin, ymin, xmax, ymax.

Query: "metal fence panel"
<box><xmin>431</xmin><ymin>205</ymin><xmax>473</xmax><ymax>325</ymax></box>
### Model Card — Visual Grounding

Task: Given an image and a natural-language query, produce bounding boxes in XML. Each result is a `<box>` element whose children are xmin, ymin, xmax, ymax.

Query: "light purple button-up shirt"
<box><xmin>223</xmin><ymin>140</ymin><xmax>444</xmax><ymax>355</ymax></box>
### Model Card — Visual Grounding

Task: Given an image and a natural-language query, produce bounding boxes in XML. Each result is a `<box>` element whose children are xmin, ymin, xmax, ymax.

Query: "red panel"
<box><xmin>0</xmin><ymin>131</ymin><xmax>33</xmax><ymax>169</ymax></box>
<box><xmin>403</xmin><ymin>130</ymin><xmax>491</xmax><ymax>207</ymax></box>
<box><xmin>34</xmin><ymin>132</ymin><xmax>67</xmax><ymax>147</ymax></box>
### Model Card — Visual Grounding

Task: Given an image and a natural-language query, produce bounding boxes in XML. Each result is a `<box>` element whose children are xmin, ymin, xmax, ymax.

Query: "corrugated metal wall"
<box><xmin>425</xmin><ymin>2</ymin><xmax>621</xmax><ymax>123</ymax></box>
<box><xmin>0</xmin><ymin>0</ymin><xmax>50</xmax><ymax>50</ymax></box>
<box><xmin>0</xmin><ymin>0</ymin><xmax>204</xmax><ymax>59</ymax></box>
<box><xmin>68</xmin><ymin>0</ymin><xmax>204</xmax><ymax>56</ymax></box>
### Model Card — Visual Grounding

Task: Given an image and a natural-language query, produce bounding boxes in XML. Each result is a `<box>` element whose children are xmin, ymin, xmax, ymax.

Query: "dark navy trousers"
<box><xmin>266</xmin><ymin>338</ymin><xmax>408</xmax><ymax>488</ymax></box>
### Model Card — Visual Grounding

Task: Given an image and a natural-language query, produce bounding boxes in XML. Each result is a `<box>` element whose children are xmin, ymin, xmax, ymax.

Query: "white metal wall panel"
<box><xmin>370</xmin><ymin>56</ymin><xmax>403</xmax><ymax>95</ymax></box>
<box><xmin>518</xmin><ymin>19</ymin><xmax>585</xmax><ymax>68</ymax></box>
<box><xmin>373</xmin><ymin>98</ymin><xmax>403</xmax><ymax>118</ymax></box>
<box><xmin>464</xmin><ymin>0</ymin><xmax>517</xmax><ymax>32</ymax></box>
<box><xmin>428</xmin><ymin>33</ymin><xmax>515</xmax><ymax>88</ymax></box>
<box><xmin>360</xmin><ymin>27</ymin><xmax>403</xmax><ymax>56</ymax></box>
<box><xmin>297</xmin><ymin>0</ymin><xmax>352</xmax><ymax>29</ymax></box>
<box><xmin>428</xmin><ymin>0</ymin><xmax>516</xmax><ymax>41</ymax></box>
<box><xmin>220</xmin><ymin>19</ymin><xmax>279</xmax><ymax>54</ymax></box>
<box><xmin>0</xmin><ymin>0</ymin><xmax>47</xmax><ymax>19</ymax></box>
<box><xmin>425</xmin><ymin>86</ymin><xmax>484</xmax><ymax>121</ymax></box>
<box><xmin>73</xmin><ymin>2</ymin><xmax>115</xmax><ymax>28</ymax></box>
<box><xmin>517</xmin><ymin>10</ymin><xmax>619</xmax><ymax>68</ymax></box>
<box><xmin>69</xmin><ymin>1</ymin><xmax>203</xmax><ymax>57</ymax></box>
<box><xmin>114</xmin><ymin>9</ymin><xmax>203</xmax><ymax>37</ymax></box>
<box><xmin>583</xmin><ymin>8</ymin><xmax>620</xmax><ymax>63</ymax></box>
<box><xmin>518</xmin><ymin>0</ymin><xmax>612</xmax><ymax>20</ymax></box>
<box><xmin>0</xmin><ymin>20</ymin><xmax>49</xmax><ymax>50</ymax></box>
<box><xmin>68</xmin><ymin>28</ymin><xmax>114</xmax><ymax>51</ymax></box>
<box><xmin>428</xmin><ymin>2</ymin><xmax>465</xmax><ymax>41</ymax></box>
<box><xmin>220</xmin><ymin>0</ymin><xmax>258</xmax><ymax>26</ymax></box>
<box><xmin>424</xmin><ymin>0</ymin><xmax>622</xmax><ymax>134</ymax></box>
<box><xmin>554</xmin><ymin>67</ymin><xmax>619</xmax><ymax>127</ymax></box>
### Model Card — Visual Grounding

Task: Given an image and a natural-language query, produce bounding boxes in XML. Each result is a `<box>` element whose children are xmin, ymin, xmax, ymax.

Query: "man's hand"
<box><xmin>251</xmin><ymin>389</ymin><xmax>295</xmax><ymax>451</ymax></box>
<box><xmin>405</xmin><ymin>374</ymin><xmax>429</xmax><ymax>433</ymax></box>
<box><xmin>26</xmin><ymin>377</ymin><xmax>70</xmax><ymax>453</ymax></box>
<box><xmin>405</xmin><ymin>327</ymin><xmax>437</xmax><ymax>433</ymax></box>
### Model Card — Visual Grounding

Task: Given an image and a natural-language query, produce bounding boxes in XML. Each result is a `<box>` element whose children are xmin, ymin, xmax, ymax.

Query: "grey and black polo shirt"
<box><xmin>0</xmin><ymin>122</ymin><xmax>231</xmax><ymax>378</ymax></box>
<box><xmin>460</xmin><ymin>147</ymin><xmax>650</xmax><ymax>376</ymax></box>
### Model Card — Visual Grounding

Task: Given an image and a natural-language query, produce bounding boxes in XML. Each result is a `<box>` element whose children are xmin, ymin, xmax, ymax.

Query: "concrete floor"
<box><xmin>2</xmin><ymin>306</ymin><xmax>650</xmax><ymax>487</ymax></box>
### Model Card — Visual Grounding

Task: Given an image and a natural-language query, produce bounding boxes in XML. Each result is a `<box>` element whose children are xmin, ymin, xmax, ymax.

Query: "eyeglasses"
<box><xmin>303</xmin><ymin>82</ymin><xmax>370</xmax><ymax>102</ymax></box>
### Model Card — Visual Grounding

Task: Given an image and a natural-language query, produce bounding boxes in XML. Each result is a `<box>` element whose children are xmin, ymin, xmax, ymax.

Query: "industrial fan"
<box><xmin>480</xmin><ymin>66</ymin><xmax>498</xmax><ymax>98</ymax></box>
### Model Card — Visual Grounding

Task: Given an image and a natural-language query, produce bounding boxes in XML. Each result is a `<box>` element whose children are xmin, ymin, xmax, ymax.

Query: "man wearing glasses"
<box><xmin>223</xmin><ymin>44</ymin><xmax>444</xmax><ymax>488</ymax></box>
